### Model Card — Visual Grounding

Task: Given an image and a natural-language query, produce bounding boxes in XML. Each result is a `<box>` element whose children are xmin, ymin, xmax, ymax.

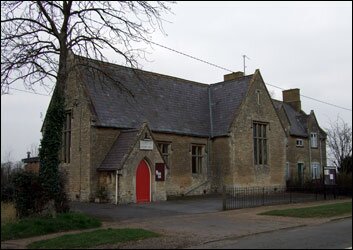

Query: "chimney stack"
<box><xmin>224</xmin><ymin>71</ymin><xmax>244</xmax><ymax>81</ymax></box>
<box><xmin>282</xmin><ymin>88</ymin><xmax>301</xmax><ymax>112</ymax></box>
<box><xmin>27</xmin><ymin>151</ymin><xmax>31</xmax><ymax>159</ymax></box>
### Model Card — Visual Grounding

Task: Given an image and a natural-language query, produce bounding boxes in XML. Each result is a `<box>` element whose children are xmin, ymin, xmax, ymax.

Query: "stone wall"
<box><xmin>152</xmin><ymin>133</ymin><xmax>210</xmax><ymax>196</ymax></box>
<box><xmin>228</xmin><ymin>70</ymin><xmax>287</xmax><ymax>187</ymax></box>
<box><xmin>60</xmin><ymin>68</ymin><xmax>93</xmax><ymax>202</ymax></box>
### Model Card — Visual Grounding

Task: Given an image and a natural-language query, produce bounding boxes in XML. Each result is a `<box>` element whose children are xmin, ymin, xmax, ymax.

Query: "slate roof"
<box><xmin>210</xmin><ymin>76</ymin><xmax>252</xmax><ymax>137</ymax></box>
<box><xmin>99</xmin><ymin>129</ymin><xmax>139</xmax><ymax>170</ymax></box>
<box><xmin>78</xmin><ymin>57</ymin><xmax>252</xmax><ymax>137</ymax></box>
<box><xmin>272</xmin><ymin>99</ymin><xmax>308</xmax><ymax>137</ymax></box>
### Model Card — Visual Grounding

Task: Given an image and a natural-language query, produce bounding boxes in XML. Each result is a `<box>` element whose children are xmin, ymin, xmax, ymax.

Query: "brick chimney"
<box><xmin>224</xmin><ymin>71</ymin><xmax>244</xmax><ymax>81</ymax></box>
<box><xmin>282</xmin><ymin>88</ymin><xmax>301</xmax><ymax>112</ymax></box>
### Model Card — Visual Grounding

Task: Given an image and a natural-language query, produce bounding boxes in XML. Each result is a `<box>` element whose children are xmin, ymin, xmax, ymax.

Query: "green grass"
<box><xmin>1</xmin><ymin>212</ymin><xmax>101</xmax><ymax>241</ymax></box>
<box><xmin>28</xmin><ymin>228</ymin><xmax>159</xmax><ymax>249</ymax></box>
<box><xmin>259</xmin><ymin>201</ymin><xmax>352</xmax><ymax>218</ymax></box>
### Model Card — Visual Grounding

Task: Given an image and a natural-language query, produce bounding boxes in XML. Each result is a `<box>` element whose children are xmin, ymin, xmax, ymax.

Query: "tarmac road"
<box><xmin>189</xmin><ymin>218</ymin><xmax>352</xmax><ymax>249</ymax></box>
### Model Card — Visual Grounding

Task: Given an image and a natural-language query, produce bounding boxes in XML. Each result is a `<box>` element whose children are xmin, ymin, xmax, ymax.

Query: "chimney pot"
<box><xmin>27</xmin><ymin>151</ymin><xmax>31</xmax><ymax>159</ymax></box>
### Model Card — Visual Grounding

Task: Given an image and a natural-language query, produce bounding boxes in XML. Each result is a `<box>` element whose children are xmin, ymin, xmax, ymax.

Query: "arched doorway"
<box><xmin>136</xmin><ymin>160</ymin><xmax>151</xmax><ymax>203</ymax></box>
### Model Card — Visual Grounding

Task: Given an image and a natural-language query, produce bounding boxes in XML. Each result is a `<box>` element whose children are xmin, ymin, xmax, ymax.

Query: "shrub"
<box><xmin>336</xmin><ymin>172</ymin><xmax>352</xmax><ymax>196</ymax></box>
<box><xmin>1</xmin><ymin>184</ymin><xmax>14</xmax><ymax>202</ymax></box>
<box><xmin>12</xmin><ymin>171</ymin><xmax>45</xmax><ymax>218</ymax></box>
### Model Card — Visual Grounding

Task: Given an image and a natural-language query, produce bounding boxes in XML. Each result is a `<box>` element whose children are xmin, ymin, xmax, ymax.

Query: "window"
<box><xmin>192</xmin><ymin>145</ymin><xmax>203</xmax><ymax>174</ymax></box>
<box><xmin>256</xmin><ymin>90</ymin><xmax>261</xmax><ymax>105</ymax></box>
<box><xmin>285</xmin><ymin>162</ymin><xmax>290</xmax><ymax>181</ymax></box>
<box><xmin>310</xmin><ymin>132</ymin><xmax>318</xmax><ymax>148</ymax></box>
<box><xmin>311</xmin><ymin>162</ymin><xmax>321</xmax><ymax>179</ymax></box>
<box><xmin>63</xmin><ymin>111</ymin><xmax>72</xmax><ymax>163</ymax></box>
<box><xmin>253</xmin><ymin>122</ymin><xmax>268</xmax><ymax>165</ymax></box>
<box><xmin>296</xmin><ymin>139</ymin><xmax>304</xmax><ymax>147</ymax></box>
<box><xmin>157</xmin><ymin>142</ymin><xmax>170</xmax><ymax>167</ymax></box>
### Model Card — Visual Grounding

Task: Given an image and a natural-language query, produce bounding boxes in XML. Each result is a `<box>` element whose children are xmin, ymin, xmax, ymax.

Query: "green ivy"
<box><xmin>38</xmin><ymin>88</ymin><xmax>66</xmax><ymax>210</ymax></box>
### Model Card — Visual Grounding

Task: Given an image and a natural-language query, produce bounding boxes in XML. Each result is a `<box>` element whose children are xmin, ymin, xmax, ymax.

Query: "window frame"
<box><xmin>63</xmin><ymin>110</ymin><xmax>72</xmax><ymax>163</ymax></box>
<box><xmin>253</xmin><ymin>122</ymin><xmax>268</xmax><ymax>166</ymax></box>
<box><xmin>191</xmin><ymin>144</ymin><xmax>204</xmax><ymax>174</ymax></box>
<box><xmin>310</xmin><ymin>132</ymin><xmax>318</xmax><ymax>148</ymax></box>
<box><xmin>296</xmin><ymin>139</ymin><xmax>304</xmax><ymax>147</ymax></box>
<box><xmin>311</xmin><ymin>162</ymin><xmax>321</xmax><ymax>180</ymax></box>
<box><xmin>157</xmin><ymin>142</ymin><xmax>171</xmax><ymax>168</ymax></box>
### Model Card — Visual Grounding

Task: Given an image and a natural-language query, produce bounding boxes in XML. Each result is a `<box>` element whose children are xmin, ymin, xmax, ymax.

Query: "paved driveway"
<box><xmin>70</xmin><ymin>196</ymin><xmax>223</xmax><ymax>222</ymax></box>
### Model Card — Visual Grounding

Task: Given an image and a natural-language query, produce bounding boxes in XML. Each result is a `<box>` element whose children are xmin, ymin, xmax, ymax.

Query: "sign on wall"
<box><xmin>155</xmin><ymin>163</ymin><xmax>165</xmax><ymax>181</ymax></box>
<box><xmin>140</xmin><ymin>139</ymin><xmax>153</xmax><ymax>150</ymax></box>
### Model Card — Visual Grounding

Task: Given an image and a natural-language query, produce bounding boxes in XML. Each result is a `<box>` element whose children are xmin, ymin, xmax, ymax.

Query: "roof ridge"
<box><xmin>211</xmin><ymin>75</ymin><xmax>254</xmax><ymax>86</ymax></box>
<box><xmin>74</xmin><ymin>54</ymin><xmax>209</xmax><ymax>87</ymax></box>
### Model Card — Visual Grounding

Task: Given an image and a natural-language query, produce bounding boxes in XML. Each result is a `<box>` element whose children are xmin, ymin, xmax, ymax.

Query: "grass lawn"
<box><xmin>259</xmin><ymin>201</ymin><xmax>352</xmax><ymax>218</ymax></box>
<box><xmin>1</xmin><ymin>212</ymin><xmax>101</xmax><ymax>241</ymax></box>
<box><xmin>28</xmin><ymin>228</ymin><xmax>160</xmax><ymax>249</ymax></box>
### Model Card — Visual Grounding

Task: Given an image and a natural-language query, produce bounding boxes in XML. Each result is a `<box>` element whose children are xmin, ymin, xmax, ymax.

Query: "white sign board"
<box><xmin>329</xmin><ymin>174</ymin><xmax>334</xmax><ymax>180</ymax></box>
<box><xmin>140</xmin><ymin>140</ymin><xmax>153</xmax><ymax>150</ymax></box>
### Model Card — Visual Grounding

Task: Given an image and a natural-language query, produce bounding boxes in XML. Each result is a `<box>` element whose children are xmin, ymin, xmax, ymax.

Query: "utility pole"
<box><xmin>243</xmin><ymin>55</ymin><xmax>250</xmax><ymax>75</ymax></box>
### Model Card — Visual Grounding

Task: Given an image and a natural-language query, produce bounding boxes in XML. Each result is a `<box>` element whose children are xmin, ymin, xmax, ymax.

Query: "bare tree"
<box><xmin>1</xmin><ymin>1</ymin><xmax>173</xmax><ymax>211</ymax></box>
<box><xmin>326</xmin><ymin>117</ymin><xmax>352</xmax><ymax>170</ymax></box>
<box><xmin>27</xmin><ymin>143</ymin><xmax>39</xmax><ymax>157</ymax></box>
<box><xmin>1</xmin><ymin>1</ymin><xmax>172</xmax><ymax>95</ymax></box>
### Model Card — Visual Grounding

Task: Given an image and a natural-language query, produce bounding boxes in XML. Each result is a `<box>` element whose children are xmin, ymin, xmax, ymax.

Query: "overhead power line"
<box><xmin>149</xmin><ymin>41</ymin><xmax>233</xmax><ymax>72</ymax></box>
<box><xmin>4</xmin><ymin>42</ymin><xmax>352</xmax><ymax>112</ymax></box>
<box><xmin>6</xmin><ymin>87</ymin><xmax>51</xmax><ymax>96</ymax></box>
<box><xmin>150</xmin><ymin>41</ymin><xmax>352</xmax><ymax>112</ymax></box>
<box><xmin>265</xmin><ymin>83</ymin><xmax>352</xmax><ymax>112</ymax></box>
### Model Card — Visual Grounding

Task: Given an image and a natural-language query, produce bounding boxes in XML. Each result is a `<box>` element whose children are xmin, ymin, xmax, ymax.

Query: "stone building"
<box><xmin>22</xmin><ymin>152</ymin><xmax>40</xmax><ymax>174</ymax></box>
<box><xmin>273</xmin><ymin>89</ymin><xmax>327</xmax><ymax>185</ymax></box>
<box><xmin>44</xmin><ymin>55</ymin><xmax>325</xmax><ymax>204</ymax></box>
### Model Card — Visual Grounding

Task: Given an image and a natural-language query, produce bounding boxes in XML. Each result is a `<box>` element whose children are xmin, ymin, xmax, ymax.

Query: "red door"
<box><xmin>136</xmin><ymin>160</ymin><xmax>150</xmax><ymax>203</ymax></box>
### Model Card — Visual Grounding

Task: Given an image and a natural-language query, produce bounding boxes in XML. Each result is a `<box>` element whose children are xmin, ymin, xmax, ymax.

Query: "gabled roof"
<box><xmin>98</xmin><ymin>129</ymin><xmax>140</xmax><ymax>171</ymax></box>
<box><xmin>210</xmin><ymin>76</ymin><xmax>252</xmax><ymax>137</ymax></box>
<box><xmin>272</xmin><ymin>99</ymin><xmax>308</xmax><ymax>137</ymax></box>
<box><xmin>76</xmin><ymin>56</ymin><xmax>253</xmax><ymax>137</ymax></box>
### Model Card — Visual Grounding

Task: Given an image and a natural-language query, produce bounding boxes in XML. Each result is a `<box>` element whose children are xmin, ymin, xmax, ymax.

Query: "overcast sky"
<box><xmin>1</xmin><ymin>1</ymin><xmax>352</xmax><ymax>162</ymax></box>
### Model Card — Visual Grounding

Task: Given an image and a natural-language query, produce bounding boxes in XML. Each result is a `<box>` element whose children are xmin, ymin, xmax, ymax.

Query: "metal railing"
<box><xmin>222</xmin><ymin>185</ymin><xmax>343</xmax><ymax>210</ymax></box>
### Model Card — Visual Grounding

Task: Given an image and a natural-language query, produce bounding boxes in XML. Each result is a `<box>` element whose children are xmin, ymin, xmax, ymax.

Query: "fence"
<box><xmin>222</xmin><ymin>185</ymin><xmax>344</xmax><ymax>210</ymax></box>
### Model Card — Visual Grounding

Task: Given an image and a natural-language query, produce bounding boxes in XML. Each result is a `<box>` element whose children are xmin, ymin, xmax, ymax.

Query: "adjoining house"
<box><xmin>42</xmin><ymin>54</ymin><xmax>326</xmax><ymax>204</ymax></box>
<box><xmin>22</xmin><ymin>152</ymin><xmax>40</xmax><ymax>174</ymax></box>
<box><xmin>273</xmin><ymin>89</ymin><xmax>327</xmax><ymax>186</ymax></box>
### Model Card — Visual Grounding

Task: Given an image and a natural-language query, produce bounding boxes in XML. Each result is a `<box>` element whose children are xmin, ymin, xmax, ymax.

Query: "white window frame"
<box><xmin>296</xmin><ymin>139</ymin><xmax>304</xmax><ymax>147</ymax></box>
<box><xmin>310</xmin><ymin>132</ymin><xmax>318</xmax><ymax>148</ymax></box>
<box><xmin>311</xmin><ymin>162</ymin><xmax>321</xmax><ymax>180</ymax></box>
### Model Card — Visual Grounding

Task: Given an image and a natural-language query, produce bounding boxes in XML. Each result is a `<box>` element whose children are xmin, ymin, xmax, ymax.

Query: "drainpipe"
<box><xmin>308</xmin><ymin>132</ymin><xmax>312</xmax><ymax>181</ymax></box>
<box><xmin>319</xmin><ymin>138</ymin><xmax>324</xmax><ymax>184</ymax></box>
<box><xmin>207</xmin><ymin>87</ymin><xmax>213</xmax><ymax>181</ymax></box>
<box><xmin>115</xmin><ymin>170</ymin><xmax>119</xmax><ymax>205</ymax></box>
